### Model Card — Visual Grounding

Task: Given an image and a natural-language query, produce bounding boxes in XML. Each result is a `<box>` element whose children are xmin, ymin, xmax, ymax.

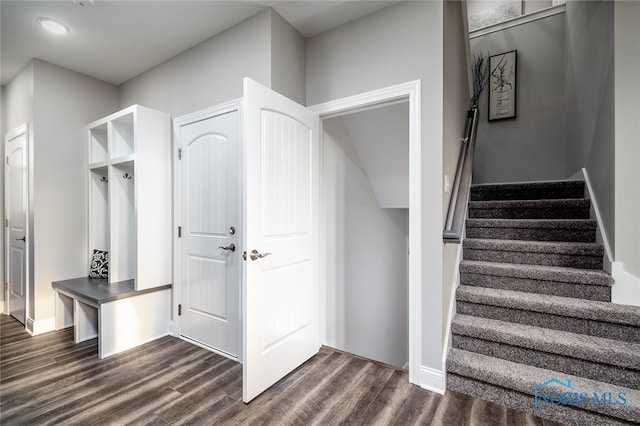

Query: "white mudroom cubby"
<box><xmin>86</xmin><ymin>105</ymin><xmax>172</xmax><ymax>290</ymax></box>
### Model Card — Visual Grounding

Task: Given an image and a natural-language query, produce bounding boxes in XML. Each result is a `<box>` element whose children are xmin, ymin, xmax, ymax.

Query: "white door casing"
<box><xmin>177</xmin><ymin>110</ymin><xmax>241</xmax><ymax>358</ymax></box>
<box><xmin>4</xmin><ymin>124</ymin><xmax>29</xmax><ymax>324</ymax></box>
<box><xmin>308</xmin><ymin>80</ymin><xmax>422</xmax><ymax>387</ymax></box>
<box><xmin>242</xmin><ymin>78</ymin><xmax>320</xmax><ymax>402</ymax></box>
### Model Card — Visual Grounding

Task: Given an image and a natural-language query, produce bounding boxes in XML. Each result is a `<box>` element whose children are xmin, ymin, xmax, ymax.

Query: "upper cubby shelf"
<box><xmin>89</xmin><ymin>123</ymin><xmax>108</xmax><ymax>164</ymax></box>
<box><xmin>87</xmin><ymin>105</ymin><xmax>139</xmax><ymax>167</ymax></box>
<box><xmin>111</xmin><ymin>112</ymin><xmax>135</xmax><ymax>159</ymax></box>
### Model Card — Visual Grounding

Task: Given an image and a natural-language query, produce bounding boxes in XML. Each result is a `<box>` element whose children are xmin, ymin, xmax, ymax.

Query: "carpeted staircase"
<box><xmin>446</xmin><ymin>180</ymin><xmax>640</xmax><ymax>425</ymax></box>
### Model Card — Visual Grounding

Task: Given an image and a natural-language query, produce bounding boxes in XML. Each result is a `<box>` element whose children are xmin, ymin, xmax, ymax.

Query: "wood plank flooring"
<box><xmin>0</xmin><ymin>315</ymin><xmax>562</xmax><ymax>425</ymax></box>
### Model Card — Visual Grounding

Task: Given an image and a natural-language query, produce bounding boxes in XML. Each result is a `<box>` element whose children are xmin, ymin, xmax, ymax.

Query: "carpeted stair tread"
<box><xmin>470</xmin><ymin>180</ymin><xmax>585</xmax><ymax>201</ymax></box>
<box><xmin>447</xmin><ymin>349</ymin><xmax>640</xmax><ymax>424</ymax></box>
<box><xmin>460</xmin><ymin>260</ymin><xmax>613</xmax><ymax>287</ymax></box>
<box><xmin>466</xmin><ymin>218</ymin><xmax>597</xmax><ymax>230</ymax></box>
<box><xmin>464</xmin><ymin>238</ymin><xmax>604</xmax><ymax>269</ymax></box>
<box><xmin>464</xmin><ymin>238</ymin><xmax>603</xmax><ymax>256</ymax></box>
<box><xmin>456</xmin><ymin>286</ymin><xmax>640</xmax><ymax>327</ymax></box>
<box><xmin>468</xmin><ymin>198</ymin><xmax>590</xmax><ymax>220</ymax></box>
<box><xmin>452</xmin><ymin>314</ymin><xmax>640</xmax><ymax>370</ymax></box>
<box><xmin>447</xmin><ymin>348</ymin><xmax>640</xmax><ymax>423</ymax></box>
<box><xmin>466</xmin><ymin>218</ymin><xmax>597</xmax><ymax>242</ymax></box>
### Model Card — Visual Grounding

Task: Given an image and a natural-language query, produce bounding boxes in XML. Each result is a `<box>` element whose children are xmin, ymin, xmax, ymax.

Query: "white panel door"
<box><xmin>242</xmin><ymin>78</ymin><xmax>320</xmax><ymax>402</ymax></box>
<box><xmin>5</xmin><ymin>126</ymin><xmax>28</xmax><ymax>324</ymax></box>
<box><xmin>178</xmin><ymin>111</ymin><xmax>240</xmax><ymax>357</ymax></box>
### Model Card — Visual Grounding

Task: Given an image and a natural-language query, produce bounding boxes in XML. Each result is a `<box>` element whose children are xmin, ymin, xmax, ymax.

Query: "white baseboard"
<box><xmin>420</xmin><ymin>365</ymin><xmax>445</xmax><ymax>394</ymax></box>
<box><xmin>580</xmin><ymin>168</ymin><xmax>613</xmax><ymax>272</ymax></box>
<box><xmin>442</xmin><ymin>244</ymin><xmax>463</xmax><ymax>366</ymax></box>
<box><xmin>612</xmin><ymin>262</ymin><xmax>640</xmax><ymax>306</ymax></box>
<box><xmin>168</xmin><ymin>320</ymin><xmax>174</xmax><ymax>336</ymax></box>
<box><xmin>26</xmin><ymin>316</ymin><xmax>55</xmax><ymax>335</ymax></box>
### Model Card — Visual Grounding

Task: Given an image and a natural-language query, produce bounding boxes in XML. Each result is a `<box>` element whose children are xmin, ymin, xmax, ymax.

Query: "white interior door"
<box><xmin>242</xmin><ymin>78</ymin><xmax>320</xmax><ymax>402</ymax></box>
<box><xmin>4</xmin><ymin>125</ymin><xmax>28</xmax><ymax>324</ymax></box>
<box><xmin>178</xmin><ymin>110</ymin><xmax>240</xmax><ymax>358</ymax></box>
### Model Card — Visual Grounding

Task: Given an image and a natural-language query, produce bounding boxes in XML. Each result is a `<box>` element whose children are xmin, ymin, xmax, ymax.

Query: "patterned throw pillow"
<box><xmin>89</xmin><ymin>249</ymin><xmax>109</xmax><ymax>279</ymax></box>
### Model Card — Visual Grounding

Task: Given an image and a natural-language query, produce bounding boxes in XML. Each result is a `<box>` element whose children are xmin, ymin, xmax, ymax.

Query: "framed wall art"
<box><xmin>488</xmin><ymin>50</ymin><xmax>517</xmax><ymax>121</ymax></box>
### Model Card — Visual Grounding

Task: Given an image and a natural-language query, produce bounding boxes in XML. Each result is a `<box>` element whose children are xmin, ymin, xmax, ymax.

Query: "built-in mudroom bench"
<box><xmin>52</xmin><ymin>104</ymin><xmax>173</xmax><ymax>358</ymax></box>
<box><xmin>52</xmin><ymin>278</ymin><xmax>171</xmax><ymax>358</ymax></box>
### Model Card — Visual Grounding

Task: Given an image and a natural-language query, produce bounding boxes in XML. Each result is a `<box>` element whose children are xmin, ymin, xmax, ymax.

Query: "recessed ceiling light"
<box><xmin>37</xmin><ymin>17</ymin><xmax>70</xmax><ymax>35</ymax></box>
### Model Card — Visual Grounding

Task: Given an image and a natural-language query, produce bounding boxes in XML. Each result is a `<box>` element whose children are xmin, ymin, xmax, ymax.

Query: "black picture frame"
<box><xmin>488</xmin><ymin>50</ymin><xmax>517</xmax><ymax>121</ymax></box>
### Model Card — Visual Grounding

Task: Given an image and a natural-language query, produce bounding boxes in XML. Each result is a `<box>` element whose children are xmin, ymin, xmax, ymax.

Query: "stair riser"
<box><xmin>446</xmin><ymin>375</ymin><xmax>632</xmax><ymax>425</ymax></box>
<box><xmin>456</xmin><ymin>302</ymin><xmax>640</xmax><ymax>343</ymax></box>
<box><xmin>469</xmin><ymin>207</ymin><xmax>590</xmax><ymax>220</ymax></box>
<box><xmin>464</xmin><ymin>249</ymin><xmax>603</xmax><ymax>269</ymax></box>
<box><xmin>470</xmin><ymin>185</ymin><xmax>585</xmax><ymax>202</ymax></box>
<box><xmin>460</xmin><ymin>273</ymin><xmax>611</xmax><ymax>301</ymax></box>
<box><xmin>466</xmin><ymin>227</ymin><xmax>596</xmax><ymax>243</ymax></box>
<box><xmin>452</xmin><ymin>335</ymin><xmax>639</xmax><ymax>390</ymax></box>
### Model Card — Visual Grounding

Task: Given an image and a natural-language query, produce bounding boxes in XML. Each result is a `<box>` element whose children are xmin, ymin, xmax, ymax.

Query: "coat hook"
<box><xmin>123</xmin><ymin>172</ymin><xmax>132</xmax><ymax>180</ymax></box>
<box><xmin>100</xmin><ymin>176</ymin><xmax>108</xmax><ymax>183</ymax></box>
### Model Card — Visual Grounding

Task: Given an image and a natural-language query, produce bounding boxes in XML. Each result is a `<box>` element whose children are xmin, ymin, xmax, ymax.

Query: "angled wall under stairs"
<box><xmin>446</xmin><ymin>180</ymin><xmax>640</xmax><ymax>425</ymax></box>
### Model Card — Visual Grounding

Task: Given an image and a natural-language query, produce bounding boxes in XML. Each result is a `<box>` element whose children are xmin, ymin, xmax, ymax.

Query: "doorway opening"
<box><xmin>310</xmin><ymin>79</ymin><xmax>422</xmax><ymax>384</ymax></box>
<box><xmin>321</xmin><ymin>102</ymin><xmax>409</xmax><ymax>369</ymax></box>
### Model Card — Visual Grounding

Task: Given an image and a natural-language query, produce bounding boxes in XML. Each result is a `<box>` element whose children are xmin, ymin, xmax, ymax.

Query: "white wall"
<box><xmin>470</xmin><ymin>11</ymin><xmax>568</xmax><ymax>183</ymax></box>
<box><xmin>613</xmin><ymin>0</ymin><xmax>640</xmax><ymax>303</ymax></box>
<box><xmin>119</xmin><ymin>10</ymin><xmax>271</xmax><ymax>116</ymax></box>
<box><xmin>340</xmin><ymin>102</ymin><xmax>409</xmax><ymax>208</ymax></box>
<box><xmin>565</xmin><ymin>0</ymin><xmax>615</xmax><ymax>257</ymax></box>
<box><xmin>322</xmin><ymin>115</ymin><xmax>408</xmax><ymax>369</ymax></box>
<box><xmin>307</xmin><ymin>0</ymin><xmax>447</xmax><ymax>383</ymax></box>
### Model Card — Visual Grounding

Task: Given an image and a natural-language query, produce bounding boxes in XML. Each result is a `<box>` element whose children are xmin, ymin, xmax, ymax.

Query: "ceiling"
<box><xmin>1</xmin><ymin>0</ymin><xmax>401</xmax><ymax>86</ymax></box>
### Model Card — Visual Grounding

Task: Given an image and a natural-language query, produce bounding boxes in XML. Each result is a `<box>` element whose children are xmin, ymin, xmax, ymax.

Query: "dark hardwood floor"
<box><xmin>0</xmin><ymin>315</ymin><xmax>562</xmax><ymax>425</ymax></box>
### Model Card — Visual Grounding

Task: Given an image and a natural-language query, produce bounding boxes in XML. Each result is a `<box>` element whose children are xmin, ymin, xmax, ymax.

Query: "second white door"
<box><xmin>5</xmin><ymin>125</ymin><xmax>29</xmax><ymax>325</ymax></box>
<box><xmin>178</xmin><ymin>110</ymin><xmax>240</xmax><ymax>358</ymax></box>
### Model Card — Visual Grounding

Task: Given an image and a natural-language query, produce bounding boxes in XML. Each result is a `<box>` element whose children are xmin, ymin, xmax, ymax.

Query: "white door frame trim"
<box><xmin>4</xmin><ymin>123</ymin><xmax>30</xmax><ymax>322</ymax></box>
<box><xmin>308</xmin><ymin>79</ymin><xmax>422</xmax><ymax>385</ymax></box>
<box><xmin>171</xmin><ymin>99</ymin><xmax>243</xmax><ymax>353</ymax></box>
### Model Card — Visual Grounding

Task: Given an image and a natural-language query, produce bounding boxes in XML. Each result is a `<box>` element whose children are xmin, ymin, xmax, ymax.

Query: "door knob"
<box><xmin>219</xmin><ymin>243</ymin><xmax>236</xmax><ymax>252</ymax></box>
<box><xmin>16</xmin><ymin>236</ymin><xmax>25</xmax><ymax>242</ymax></box>
<box><xmin>249</xmin><ymin>249</ymin><xmax>272</xmax><ymax>261</ymax></box>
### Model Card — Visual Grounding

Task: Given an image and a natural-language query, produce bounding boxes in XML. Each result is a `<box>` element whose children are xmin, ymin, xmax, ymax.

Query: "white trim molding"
<box><xmin>309</xmin><ymin>79</ymin><xmax>422</xmax><ymax>386</ymax></box>
<box><xmin>420</xmin><ymin>365</ymin><xmax>445</xmax><ymax>395</ymax></box>
<box><xmin>580</xmin><ymin>168</ymin><xmax>614</xmax><ymax>271</ymax></box>
<box><xmin>26</xmin><ymin>316</ymin><xmax>55</xmax><ymax>336</ymax></box>
<box><xmin>470</xmin><ymin>4</ymin><xmax>566</xmax><ymax>39</ymax></box>
<box><xmin>442</xmin><ymin>241</ymin><xmax>464</xmax><ymax>370</ymax></box>
<box><xmin>612</xmin><ymin>262</ymin><xmax>640</xmax><ymax>306</ymax></box>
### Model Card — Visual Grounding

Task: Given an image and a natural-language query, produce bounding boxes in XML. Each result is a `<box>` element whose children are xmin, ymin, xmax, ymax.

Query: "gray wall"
<box><xmin>615</xmin><ymin>1</ymin><xmax>640</xmax><ymax>279</ymax></box>
<box><xmin>565</xmin><ymin>0</ymin><xmax>615</xmax><ymax>255</ymax></box>
<box><xmin>31</xmin><ymin>60</ymin><xmax>119</xmax><ymax>325</ymax></box>
<box><xmin>119</xmin><ymin>9</ymin><xmax>307</xmax><ymax>116</ymax></box>
<box><xmin>442</xmin><ymin>0</ymin><xmax>472</xmax><ymax>351</ymax></box>
<box><xmin>470</xmin><ymin>11</ymin><xmax>567</xmax><ymax>184</ymax></box>
<box><xmin>2</xmin><ymin>60</ymin><xmax>118</xmax><ymax>326</ymax></box>
<box><xmin>119</xmin><ymin>10</ymin><xmax>272</xmax><ymax>116</ymax></box>
<box><xmin>270</xmin><ymin>11</ymin><xmax>306</xmax><ymax>106</ymax></box>
<box><xmin>3</xmin><ymin>62</ymin><xmax>35</xmax><ymax>317</ymax></box>
<box><xmin>0</xmin><ymin>86</ymin><xmax>4</xmax><ymax>304</ymax></box>
<box><xmin>307</xmin><ymin>0</ymin><xmax>448</xmax><ymax>374</ymax></box>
